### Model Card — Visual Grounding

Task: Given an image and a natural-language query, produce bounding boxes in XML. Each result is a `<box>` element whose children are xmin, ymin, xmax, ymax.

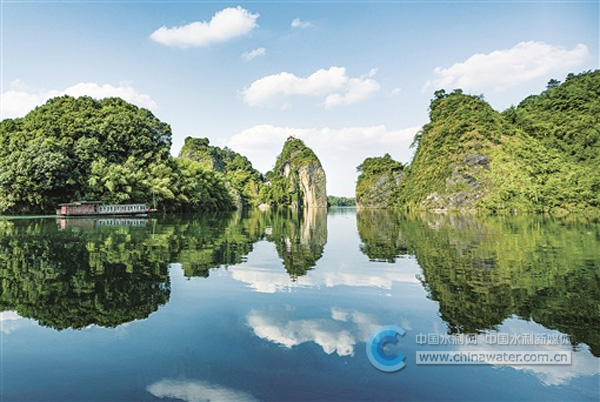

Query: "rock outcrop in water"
<box><xmin>260</xmin><ymin>138</ymin><xmax>327</xmax><ymax>209</ymax></box>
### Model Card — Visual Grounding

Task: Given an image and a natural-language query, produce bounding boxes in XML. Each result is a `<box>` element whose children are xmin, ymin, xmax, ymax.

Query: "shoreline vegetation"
<box><xmin>1</xmin><ymin>70</ymin><xmax>598</xmax><ymax>219</ymax></box>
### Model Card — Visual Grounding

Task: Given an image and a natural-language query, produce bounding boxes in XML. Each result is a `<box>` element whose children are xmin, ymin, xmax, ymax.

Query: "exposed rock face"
<box><xmin>264</xmin><ymin>138</ymin><xmax>327</xmax><ymax>209</ymax></box>
<box><xmin>355</xmin><ymin>154</ymin><xmax>405</xmax><ymax>208</ymax></box>
<box><xmin>421</xmin><ymin>152</ymin><xmax>491</xmax><ymax>211</ymax></box>
<box><xmin>356</xmin><ymin>170</ymin><xmax>404</xmax><ymax>208</ymax></box>
<box><xmin>397</xmin><ymin>72</ymin><xmax>600</xmax><ymax>217</ymax></box>
<box><xmin>295</xmin><ymin>160</ymin><xmax>327</xmax><ymax>209</ymax></box>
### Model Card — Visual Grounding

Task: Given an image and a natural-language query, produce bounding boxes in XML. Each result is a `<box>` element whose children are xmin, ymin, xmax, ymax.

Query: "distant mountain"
<box><xmin>356</xmin><ymin>70</ymin><xmax>599</xmax><ymax>217</ymax></box>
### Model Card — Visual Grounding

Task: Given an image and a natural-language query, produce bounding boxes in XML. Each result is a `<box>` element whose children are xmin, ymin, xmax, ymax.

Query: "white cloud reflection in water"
<box><xmin>147</xmin><ymin>379</ymin><xmax>258</xmax><ymax>402</ymax></box>
<box><xmin>455</xmin><ymin>318</ymin><xmax>600</xmax><ymax>386</ymax></box>
<box><xmin>247</xmin><ymin>308</ymin><xmax>379</xmax><ymax>357</ymax></box>
<box><xmin>0</xmin><ymin>311</ymin><xmax>30</xmax><ymax>334</ymax></box>
<box><xmin>228</xmin><ymin>243</ymin><xmax>421</xmax><ymax>294</ymax></box>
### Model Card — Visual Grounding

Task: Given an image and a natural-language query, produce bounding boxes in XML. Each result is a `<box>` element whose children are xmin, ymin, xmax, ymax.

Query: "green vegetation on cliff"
<box><xmin>259</xmin><ymin>138</ymin><xmax>327</xmax><ymax>208</ymax></box>
<box><xmin>179</xmin><ymin>137</ymin><xmax>263</xmax><ymax>208</ymax></box>
<box><xmin>355</xmin><ymin>153</ymin><xmax>405</xmax><ymax>208</ymax></box>
<box><xmin>510</xmin><ymin>71</ymin><xmax>599</xmax><ymax>164</ymax></box>
<box><xmin>357</xmin><ymin>70</ymin><xmax>600</xmax><ymax>216</ymax></box>
<box><xmin>0</xmin><ymin>96</ymin><xmax>233</xmax><ymax>213</ymax></box>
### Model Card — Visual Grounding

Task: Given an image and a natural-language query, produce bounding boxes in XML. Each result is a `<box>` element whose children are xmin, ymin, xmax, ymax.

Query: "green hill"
<box><xmin>259</xmin><ymin>138</ymin><xmax>327</xmax><ymax>209</ymax></box>
<box><xmin>355</xmin><ymin>153</ymin><xmax>405</xmax><ymax>208</ymax></box>
<box><xmin>357</xmin><ymin>70</ymin><xmax>600</xmax><ymax>217</ymax></box>
<box><xmin>179</xmin><ymin>137</ymin><xmax>263</xmax><ymax>208</ymax></box>
<box><xmin>0</xmin><ymin>96</ymin><xmax>233</xmax><ymax>213</ymax></box>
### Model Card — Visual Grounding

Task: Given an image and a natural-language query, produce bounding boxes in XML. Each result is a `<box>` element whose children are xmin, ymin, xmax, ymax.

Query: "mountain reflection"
<box><xmin>265</xmin><ymin>208</ymin><xmax>328</xmax><ymax>280</ymax></box>
<box><xmin>0</xmin><ymin>210</ymin><xmax>328</xmax><ymax>330</ymax></box>
<box><xmin>356</xmin><ymin>210</ymin><xmax>600</xmax><ymax>356</ymax></box>
<box><xmin>356</xmin><ymin>209</ymin><xmax>409</xmax><ymax>262</ymax></box>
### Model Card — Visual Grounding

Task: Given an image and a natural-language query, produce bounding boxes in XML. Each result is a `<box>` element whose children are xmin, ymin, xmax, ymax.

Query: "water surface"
<box><xmin>1</xmin><ymin>209</ymin><xmax>598</xmax><ymax>401</ymax></box>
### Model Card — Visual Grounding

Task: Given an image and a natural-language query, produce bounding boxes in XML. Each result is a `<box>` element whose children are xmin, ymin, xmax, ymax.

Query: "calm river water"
<box><xmin>1</xmin><ymin>208</ymin><xmax>598</xmax><ymax>401</ymax></box>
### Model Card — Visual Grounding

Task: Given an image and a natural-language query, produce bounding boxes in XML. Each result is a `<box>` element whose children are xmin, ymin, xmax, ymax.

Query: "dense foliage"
<box><xmin>179</xmin><ymin>137</ymin><xmax>263</xmax><ymax>207</ymax></box>
<box><xmin>0</xmin><ymin>210</ymin><xmax>327</xmax><ymax>329</ymax></box>
<box><xmin>357</xmin><ymin>70</ymin><xmax>600</xmax><ymax>216</ymax></box>
<box><xmin>511</xmin><ymin>70</ymin><xmax>600</xmax><ymax>163</ymax></box>
<box><xmin>0</xmin><ymin>219</ymin><xmax>171</xmax><ymax>329</ymax></box>
<box><xmin>0</xmin><ymin>96</ymin><xmax>233</xmax><ymax>213</ymax></box>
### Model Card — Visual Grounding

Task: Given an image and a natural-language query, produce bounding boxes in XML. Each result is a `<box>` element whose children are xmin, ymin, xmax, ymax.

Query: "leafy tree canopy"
<box><xmin>0</xmin><ymin>96</ymin><xmax>233</xmax><ymax>213</ymax></box>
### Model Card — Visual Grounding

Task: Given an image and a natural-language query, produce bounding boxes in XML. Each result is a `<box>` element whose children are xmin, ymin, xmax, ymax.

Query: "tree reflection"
<box><xmin>0</xmin><ymin>219</ymin><xmax>171</xmax><ymax>330</ymax></box>
<box><xmin>356</xmin><ymin>210</ymin><xmax>600</xmax><ymax>356</ymax></box>
<box><xmin>356</xmin><ymin>209</ymin><xmax>408</xmax><ymax>262</ymax></box>
<box><xmin>166</xmin><ymin>211</ymin><xmax>265</xmax><ymax>278</ymax></box>
<box><xmin>0</xmin><ymin>209</ymin><xmax>330</xmax><ymax>330</ymax></box>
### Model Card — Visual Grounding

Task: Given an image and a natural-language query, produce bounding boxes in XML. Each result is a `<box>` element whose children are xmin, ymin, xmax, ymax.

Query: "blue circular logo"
<box><xmin>366</xmin><ymin>325</ymin><xmax>406</xmax><ymax>372</ymax></box>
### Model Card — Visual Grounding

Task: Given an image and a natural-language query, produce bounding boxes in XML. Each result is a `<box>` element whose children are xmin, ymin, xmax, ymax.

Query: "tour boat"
<box><xmin>56</xmin><ymin>201</ymin><xmax>157</xmax><ymax>217</ymax></box>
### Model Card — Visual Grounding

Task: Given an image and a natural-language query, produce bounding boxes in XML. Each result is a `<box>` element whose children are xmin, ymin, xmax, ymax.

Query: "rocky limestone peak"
<box><xmin>263</xmin><ymin>138</ymin><xmax>327</xmax><ymax>209</ymax></box>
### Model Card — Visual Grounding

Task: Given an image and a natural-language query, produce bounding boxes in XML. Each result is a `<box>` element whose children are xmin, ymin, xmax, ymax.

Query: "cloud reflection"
<box><xmin>147</xmin><ymin>379</ymin><xmax>257</xmax><ymax>402</ymax></box>
<box><xmin>0</xmin><ymin>310</ymin><xmax>28</xmax><ymax>334</ymax></box>
<box><xmin>456</xmin><ymin>318</ymin><xmax>599</xmax><ymax>386</ymax></box>
<box><xmin>247</xmin><ymin>308</ymin><xmax>379</xmax><ymax>356</ymax></box>
<box><xmin>230</xmin><ymin>259</ymin><xmax>420</xmax><ymax>293</ymax></box>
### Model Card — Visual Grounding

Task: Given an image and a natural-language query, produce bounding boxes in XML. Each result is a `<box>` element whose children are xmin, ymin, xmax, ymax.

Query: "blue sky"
<box><xmin>2</xmin><ymin>1</ymin><xmax>598</xmax><ymax>196</ymax></box>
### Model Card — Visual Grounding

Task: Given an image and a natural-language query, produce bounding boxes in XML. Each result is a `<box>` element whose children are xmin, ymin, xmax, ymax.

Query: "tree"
<box><xmin>0</xmin><ymin>96</ymin><xmax>234</xmax><ymax>213</ymax></box>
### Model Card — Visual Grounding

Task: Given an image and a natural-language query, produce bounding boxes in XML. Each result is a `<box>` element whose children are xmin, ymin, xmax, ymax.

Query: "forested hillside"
<box><xmin>356</xmin><ymin>70</ymin><xmax>600</xmax><ymax>216</ymax></box>
<box><xmin>179</xmin><ymin>137</ymin><xmax>263</xmax><ymax>208</ymax></box>
<box><xmin>355</xmin><ymin>154</ymin><xmax>405</xmax><ymax>208</ymax></box>
<box><xmin>0</xmin><ymin>96</ymin><xmax>233</xmax><ymax>213</ymax></box>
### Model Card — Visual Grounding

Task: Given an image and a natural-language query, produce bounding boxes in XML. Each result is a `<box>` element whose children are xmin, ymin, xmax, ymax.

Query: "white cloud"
<box><xmin>63</xmin><ymin>83</ymin><xmax>157</xmax><ymax>108</ymax></box>
<box><xmin>9</xmin><ymin>78</ymin><xmax>28</xmax><ymax>91</ymax></box>
<box><xmin>291</xmin><ymin>18</ymin><xmax>312</xmax><ymax>29</ymax></box>
<box><xmin>242</xmin><ymin>47</ymin><xmax>266</xmax><ymax>62</ymax></box>
<box><xmin>324</xmin><ymin>68</ymin><xmax>380</xmax><ymax>107</ymax></box>
<box><xmin>225</xmin><ymin>124</ymin><xmax>419</xmax><ymax>196</ymax></box>
<box><xmin>1</xmin><ymin>82</ymin><xmax>157</xmax><ymax>119</ymax></box>
<box><xmin>150</xmin><ymin>7</ymin><xmax>259</xmax><ymax>48</ymax></box>
<box><xmin>242</xmin><ymin>66</ymin><xmax>380</xmax><ymax>108</ymax></box>
<box><xmin>247</xmin><ymin>308</ymin><xmax>379</xmax><ymax>356</ymax></box>
<box><xmin>426</xmin><ymin>41</ymin><xmax>589</xmax><ymax>92</ymax></box>
<box><xmin>1</xmin><ymin>90</ymin><xmax>42</xmax><ymax>119</ymax></box>
<box><xmin>147</xmin><ymin>379</ymin><xmax>257</xmax><ymax>402</ymax></box>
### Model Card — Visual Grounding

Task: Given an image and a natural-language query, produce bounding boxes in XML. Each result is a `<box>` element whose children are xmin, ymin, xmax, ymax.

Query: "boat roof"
<box><xmin>58</xmin><ymin>201</ymin><xmax>103</xmax><ymax>206</ymax></box>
